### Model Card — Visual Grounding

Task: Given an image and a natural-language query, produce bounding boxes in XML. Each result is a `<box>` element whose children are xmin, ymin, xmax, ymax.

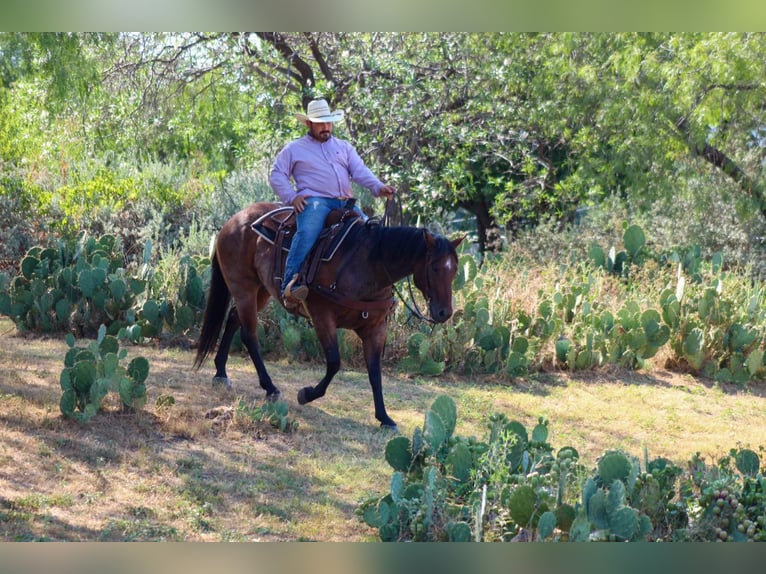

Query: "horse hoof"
<box><xmin>380</xmin><ymin>422</ymin><xmax>398</xmax><ymax>433</ymax></box>
<box><xmin>266</xmin><ymin>390</ymin><xmax>281</xmax><ymax>402</ymax></box>
<box><xmin>212</xmin><ymin>376</ymin><xmax>232</xmax><ymax>390</ymax></box>
<box><xmin>297</xmin><ymin>387</ymin><xmax>310</xmax><ymax>405</ymax></box>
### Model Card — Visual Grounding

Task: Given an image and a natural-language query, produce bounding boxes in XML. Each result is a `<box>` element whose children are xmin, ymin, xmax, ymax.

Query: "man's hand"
<box><xmin>291</xmin><ymin>195</ymin><xmax>307</xmax><ymax>213</ymax></box>
<box><xmin>378</xmin><ymin>185</ymin><xmax>396</xmax><ymax>199</ymax></box>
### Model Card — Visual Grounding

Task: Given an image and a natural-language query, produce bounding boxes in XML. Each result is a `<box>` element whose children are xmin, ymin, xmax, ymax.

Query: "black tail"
<box><xmin>193</xmin><ymin>254</ymin><xmax>231</xmax><ymax>370</ymax></box>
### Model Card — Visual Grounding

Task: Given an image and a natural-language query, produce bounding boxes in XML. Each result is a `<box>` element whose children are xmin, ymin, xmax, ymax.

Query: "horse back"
<box><xmin>215</xmin><ymin>203</ymin><xmax>285</xmax><ymax>297</ymax></box>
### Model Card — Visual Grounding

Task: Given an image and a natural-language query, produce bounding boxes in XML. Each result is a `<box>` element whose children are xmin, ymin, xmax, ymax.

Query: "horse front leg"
<box><xmin>361</xmin><ymin>324</ymin><xmax>397</xmax><ymax>431</ymax></box>
<box><xmin>297</xmin><ymin>321</ymin><xmax>340</xmax><ymax>406</ymax></box>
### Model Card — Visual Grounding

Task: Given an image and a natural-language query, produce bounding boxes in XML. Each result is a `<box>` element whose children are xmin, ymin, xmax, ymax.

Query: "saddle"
<box><xmin>250</xmin><ymin>203</ymin><xmax>363</xmax><ymax>289</ymax></box>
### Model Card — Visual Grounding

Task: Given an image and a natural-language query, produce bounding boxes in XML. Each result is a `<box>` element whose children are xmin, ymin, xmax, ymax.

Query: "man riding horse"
<box><xmin>269</xmin><ymin>98</ymin><xmax>396</xmax><ymax>308</ymax></box>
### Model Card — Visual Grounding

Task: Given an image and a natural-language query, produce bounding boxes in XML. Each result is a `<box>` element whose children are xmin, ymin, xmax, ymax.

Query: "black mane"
<box><xmin>367</xmin><ymin>225</ymin><xmax>429</xmax><ymax>264</ymax></box>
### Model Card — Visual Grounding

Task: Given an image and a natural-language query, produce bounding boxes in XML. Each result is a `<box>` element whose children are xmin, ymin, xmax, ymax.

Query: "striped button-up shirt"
<box><xmin>269</xmin><ymin>134</ymin><xmax>386</xmax><ymax>205</ymax></box>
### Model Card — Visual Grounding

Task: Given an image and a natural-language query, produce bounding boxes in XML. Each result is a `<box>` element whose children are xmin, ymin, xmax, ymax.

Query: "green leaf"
<box><xmin>623</xmin><ymin>224</ymin><xmax>646</xmax><ymax>259</ymax></box>
<box><xmin>598</xmin><ymin>451</ymin><xmax>632</xmax><ymax>485</ymax></box>
<box><xmin>99</xmin><ymin>334</ymin><xmax>119</xmax><ymax>357</ymax></box>
<box><xmin>447</xmin><ymin>521</ymin><xmax>472</xmax><ymax>542</ymax></box>
<box><xmin>424</xmin><ymin>410</ymin><xmax>447</xmax><ymax>451</ymax></box>
<box><xmin>384</xmin><ymin>436</ymin><xmax>413</xmax><ymax>472</ymax></box>
<box><xmin>537</xmin><ymin>510</ymin><xmax>557</xmax><ymax>540</ymax></box>
<box><xmin>507</xmin><ymin>485</ymin><xmax>536</xmax><ymax>526</ymax></box>
<box><xmin>20</xmin><ymin>255</ymin><xmax>40</xmax><ymax>280</ymax></box>
<box><xmin>109</xmin><ymin>278</ymin><xmax>127</xmax><ymax>301</ymax></box>
<box><xmin>531</xmin><ymin>422</ymin><xmax>548</xmax><ymax>444</ymax></box>
<box><xmin>610</xmin><ymin>506</ymin><xmax>639</xmax><ymax>541</ymax></box>
<box><xmin>429</xmin><ymin>395</ymin><xmax>457</xmax><ymax>440</ymax></box>
<box><xmin>445</xmin><ymin>442</ymin><xmax>473</xmax><ymax>483</ymax></box>
<box><xmin>569</xmin><ymin>514</ymin><xmax>591</xmax><ymax>542</ymax></box>
<box><xmin>60</xmin><ymin>388</ymin><xmax>76</xmax><ymax>416</ymax></box>
<box><xmin>390</xmin><ymin>472</ymin><xmax>404</xmax><ymax>504</ymax></box>
<box><xmin>588</xmin><ymin>243</ymin><xmax>606</xmax><ymax>268</ymax></box>
<box><xmin>71</xmin><ymin>360</ymin><xmax>97</xmax><ymax>394</ymax></box>
<box><xmin>78</xmin><ymin>268</ymin><xmax>98</xmax><ymax>297</ymax></box>
<box><xmin>735</xmin><ymin>448</ymin><xmax>760</xmax><ymax>476</ymax></box>
<box><xmin>127</xmin><ymin>356</ymin><xmax>150</xmax><ymax>384</ymax></box>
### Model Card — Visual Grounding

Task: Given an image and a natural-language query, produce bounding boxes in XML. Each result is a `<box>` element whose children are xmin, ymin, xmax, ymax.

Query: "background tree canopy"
<box><xmin>2</xmin><ymin>32</ymin><xmax>766</xmax><ymax>256</ymax></box>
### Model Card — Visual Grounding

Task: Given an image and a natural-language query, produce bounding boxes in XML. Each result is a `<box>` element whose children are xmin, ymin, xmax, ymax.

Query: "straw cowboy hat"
<box><xmin>295</xmin><ymin>99</ymin><xmax>345</xmax><ymax>123</ymax></box>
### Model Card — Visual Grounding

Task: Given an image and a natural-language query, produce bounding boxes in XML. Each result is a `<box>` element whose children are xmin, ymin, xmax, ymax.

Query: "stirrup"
<box><xmin>284</xmin><ymin>274</ymin><xmax>308</xmax><ymax>301</ymax></box>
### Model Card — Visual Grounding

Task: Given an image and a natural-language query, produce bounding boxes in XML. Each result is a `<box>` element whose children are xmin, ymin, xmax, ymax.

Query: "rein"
<box><xmin>382</xmin><ymin>197</ymin><xmax>435</xmax><ymax>325</ymax></box>
<box><xmin>303</xmin><ymin>197</ymin><xmax>435</xmax><ymax>323</ymax></box>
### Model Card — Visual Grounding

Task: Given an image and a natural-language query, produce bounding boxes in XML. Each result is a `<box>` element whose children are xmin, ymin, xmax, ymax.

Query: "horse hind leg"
<box><xmin>238</xmin><ymin>295</ymin><xmax>281</xmax><ymax>401</ymax></box>
<box><xmin>211</xmin><ymin>307</ymin><xmax>240</xmax><ymax>390</ymax></box>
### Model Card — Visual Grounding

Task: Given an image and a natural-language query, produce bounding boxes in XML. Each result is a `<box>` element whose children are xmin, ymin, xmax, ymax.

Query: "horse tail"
<box><xmin>193</xmin><ymin>253</ymin><xmax>231</xmax><ymax>370</ymax></box>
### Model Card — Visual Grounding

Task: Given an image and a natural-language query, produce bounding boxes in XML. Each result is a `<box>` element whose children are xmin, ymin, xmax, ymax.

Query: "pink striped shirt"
<box><xmin>269</xmin><ymin>134</ymin><xmax>386</xmax><ymax>205</ymax></box>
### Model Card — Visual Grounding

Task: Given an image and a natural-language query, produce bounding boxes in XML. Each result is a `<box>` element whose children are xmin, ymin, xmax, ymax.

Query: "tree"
<box><xmin>6</xmin><ymin>33</ymin><xmax>766</xmax><ymax>256</ymax></box>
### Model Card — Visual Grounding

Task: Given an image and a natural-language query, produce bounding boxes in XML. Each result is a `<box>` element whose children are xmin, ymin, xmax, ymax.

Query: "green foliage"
<box><xmin>1</xmin><ymin>236</ymin><xmax>138</xmax><ymax>336</ymax></box>
<box><xmin>360</xmin><ymin>401</ymin><xmax>766</xmax><ymax>543</ymax></box>
<box><xmin>359</xmin><ymin>399</ymin><xmax>585</xmax><ymax>542</ymax></box>
<box><xmin>1</xmin><ymin>233</ymin><xmax>210</xmax><ymax>344</ymax></box>
<box><xmin>235</xmin><ymin>398</ymin><xmax>298</xmax><ymax>433</ymax></box>
<box><xmin>680</xmin><ymin>448</ymin><xmax>766</xmax><ymax>542</ymax></box>
<box><xmin>59</xmin><ymin>324</ymin><xmax>149</xmax><ymax>421</ymax></box>
<box><xmin>588</xmin><ymin>223</ymin><xmax>648</xmax><ymax>278</ymax></box>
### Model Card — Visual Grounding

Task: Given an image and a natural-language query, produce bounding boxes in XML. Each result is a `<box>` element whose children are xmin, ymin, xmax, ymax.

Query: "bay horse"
<box><xmin>193</xmin><ymin>201</ymin><xmax>463</xmax><ymax>430</ymax></box>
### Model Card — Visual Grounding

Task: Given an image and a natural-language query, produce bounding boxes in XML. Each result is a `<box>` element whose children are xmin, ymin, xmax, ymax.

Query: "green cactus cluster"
<box><xmin>0</xmin><ymin>237</ymin><xmax>135</xmax><ymax>335</ymax></box>
<box><xmin>360</xmin><ymin>398</ymin><xmax>590</xmax><ymax>542</ymax></box>
<box><xmin>0</xmin><ymin>235</ymin><xmax>209</xmax><ymax>343</ymax></box>
<box><xmin>395</xmin><ymin>224</ymin><xmax>766</xmax><ymax>383</ymax></box>
<box><xmin>4</xmin><ymin>223</ymin><xmax>766</xmax><ymax>388</ymax></box>
<box><xmin>137</xmin><ymin>252</ymin><xmax>208</xmax><ymax>338</ymax></box>
<box><xmin>588</xmin><ymin>223</ymin><xmax>648</xmax><ymax>278</ymax></box>
<box><xmin>0</xmin><ymin>235</ymin><xmax>141</xmax><ymax>336</ymax></box>
<box><xmin>573</xmin><ymin>475</ymin><xmax>653</xmax><ymax>541</ymax></box>
<box><xmin>360</xmin><ymin>399</ymin><xmax>766</xmax><ymax>542</ymax></box>
<box><xmin>235</xmin><ymin>398</ymin><xmax>298</xmax><ymax>433</ymax></box>
<box><xmin>683</xmin><ymin>448</ymin><xmax>766</xmax><ymax>542</ymax></box>
<box><xmin>359</xmin><ymin>396</ymin><xmax>479</xmax><ymax>541</ymax></box>
<box><xmin>59</xmin><ymin>324</ymin><xmax>149</xmax><ymax>421</ymax></box>
<box><xmin>359</xmin><ymin>402</ymin><xmax>723</xmax><ymax>542</ymax></box>
<box><xmin>398</xmin><ymin>291</ymin><xmax>513</xmax><ymax>376</ymax></box>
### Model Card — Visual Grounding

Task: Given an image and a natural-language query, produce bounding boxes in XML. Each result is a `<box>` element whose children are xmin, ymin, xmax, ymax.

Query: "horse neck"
<box><xmin>373</xmin><ymin>226</ymin><xmax>427</xmax><ymax>284</ymax></box>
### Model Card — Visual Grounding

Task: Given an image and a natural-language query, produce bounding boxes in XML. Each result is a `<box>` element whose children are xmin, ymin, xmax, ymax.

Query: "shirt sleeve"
<box><xmin>269</xmin><ymin>145</ymin><xmax>298</xmax><ymax>204</ymax></box>
<box><xmin>345</xmin><ymin>142</ymin><xmax>385</xmax><ymax>197</ymax></box>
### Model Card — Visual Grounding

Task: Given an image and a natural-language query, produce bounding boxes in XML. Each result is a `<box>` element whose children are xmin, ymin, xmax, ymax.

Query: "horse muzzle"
<box><xmin>430</xmin><ymin>302</ymin><xmax>454</xmax><ymax>323</ymax></box>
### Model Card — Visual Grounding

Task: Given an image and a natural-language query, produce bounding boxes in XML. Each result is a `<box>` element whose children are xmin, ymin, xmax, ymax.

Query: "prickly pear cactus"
<box><xmin>598</xmin><ymin>451</ymin><xmax>633</xmax><ymax>485</ymax></box>
<box><xmin>385</xmin><ymin>436</ymin><xmax>413</xmax><ymax>472</ymax></box>
<box><xmin>59</xmin><ymin>325</ymin><xmax>150</xmax><ymax>420</ymax></box>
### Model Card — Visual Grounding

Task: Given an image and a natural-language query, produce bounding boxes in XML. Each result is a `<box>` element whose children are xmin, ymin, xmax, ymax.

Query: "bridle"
<box><xmin>382</xmin><ymin>197</ymin><xmax>436</xmax><ymax>325</ymax></box>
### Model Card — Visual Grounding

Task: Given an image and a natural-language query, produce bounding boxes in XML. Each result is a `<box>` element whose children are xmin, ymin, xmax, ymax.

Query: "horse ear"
<box><xmin>423</xmin><ymin>229</ymin><xmax>436</xmax><ymax>249</ymax></box>
<box><xmin>451</xmin><ymin>234</ymin><xmax>466</xmax><ymax>249</ymax></box>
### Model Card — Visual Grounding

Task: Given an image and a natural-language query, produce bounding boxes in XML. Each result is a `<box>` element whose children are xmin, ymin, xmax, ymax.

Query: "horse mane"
<box><xmin>366</xmin><ymin>224</ymin><xmax>428</xmax><ymax>264</ymax></box>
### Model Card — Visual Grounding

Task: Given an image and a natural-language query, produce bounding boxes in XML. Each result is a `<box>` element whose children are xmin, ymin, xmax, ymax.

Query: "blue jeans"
<box><xmin>281</xmin><ymin>197</ymin><xmax>366</xmax><ymax>294</ymax></box>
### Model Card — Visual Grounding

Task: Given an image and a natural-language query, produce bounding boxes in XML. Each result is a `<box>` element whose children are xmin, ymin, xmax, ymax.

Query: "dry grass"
<box><xmin>2</xmin><ymin>316</ymin><xmax>766</xmax><ymax>541</ymax></box>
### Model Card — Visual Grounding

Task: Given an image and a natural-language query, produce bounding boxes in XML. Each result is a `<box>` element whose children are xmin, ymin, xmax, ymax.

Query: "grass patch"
<box><xmin>2</xmin><ymin>315</ymin><xmax>766</xmax><ymax>540</ymax></box>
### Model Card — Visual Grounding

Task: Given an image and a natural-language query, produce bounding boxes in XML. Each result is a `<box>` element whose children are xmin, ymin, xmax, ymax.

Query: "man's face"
<box><xmin>307</xmin><ymin>121</ymin><xmax>333</xmax><ymax>142</ymax></box>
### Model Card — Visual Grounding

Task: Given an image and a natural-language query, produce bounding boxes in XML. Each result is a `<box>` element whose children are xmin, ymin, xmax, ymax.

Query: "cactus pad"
<box><xmin>598</xmin><ymin>451</ymin><xmax>632</xmax><ymax>485</ymax></box>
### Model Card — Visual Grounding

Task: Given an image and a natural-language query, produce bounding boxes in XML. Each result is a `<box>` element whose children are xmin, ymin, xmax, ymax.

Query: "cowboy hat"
<box><xmin>295</xmin><ymin>99</ymin><xmax>345</xmax><ymax>123</ymax></box>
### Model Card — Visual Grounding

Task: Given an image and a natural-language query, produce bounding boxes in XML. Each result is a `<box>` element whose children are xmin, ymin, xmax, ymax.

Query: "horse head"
<box><xmin>413</xmin><ymin>231</ymin><xmax>465</xmax><ymax>323</ymax></box>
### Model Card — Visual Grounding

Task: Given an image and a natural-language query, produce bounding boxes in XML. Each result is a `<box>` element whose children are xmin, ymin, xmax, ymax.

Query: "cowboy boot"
<box><xmin>283</xmin><ymin>273</ymin><xmax>309</xmax><ymax>303</ymax></box>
